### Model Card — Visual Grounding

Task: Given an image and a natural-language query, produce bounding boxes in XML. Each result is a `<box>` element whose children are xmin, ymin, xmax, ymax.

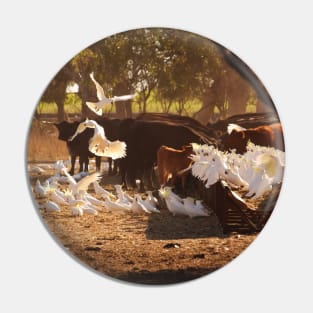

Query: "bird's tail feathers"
<box><xmin>106</xmin><ymin>141</ymin><xmax>127</xmax><ymax>159</ymax></box>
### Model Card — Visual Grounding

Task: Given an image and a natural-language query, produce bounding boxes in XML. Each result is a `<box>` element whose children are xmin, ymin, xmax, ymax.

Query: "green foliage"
<box><xmin>246</xmin><ymin>89</ymin><xmax>257</xmax><ymax>113</ymax></box>
<box><xmin>39</xmin><ymin>28</ymin><xmax>258</xmax><ymax>119</ymax></box>
<box><xmin>37</xmin><ymin>93</ymin><xmax>82</xmax><ymax>114</ymax></box>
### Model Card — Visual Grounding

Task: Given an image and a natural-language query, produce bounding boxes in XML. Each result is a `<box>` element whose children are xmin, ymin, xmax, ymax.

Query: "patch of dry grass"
<box><xmin>27</xmin><ymin>119</ymin><xmax>69</xmax><ymax>162</ymax></box>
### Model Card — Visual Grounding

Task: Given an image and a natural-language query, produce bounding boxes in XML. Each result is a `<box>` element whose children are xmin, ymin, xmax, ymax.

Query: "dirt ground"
<box><xmin>28</xmin><ymin>163</ymin><xmax>258</xmax><ymax>285</ymax></box>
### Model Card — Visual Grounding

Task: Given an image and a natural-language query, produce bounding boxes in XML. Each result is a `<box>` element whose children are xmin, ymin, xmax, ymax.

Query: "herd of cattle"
<box><xmin>53</xmin><ymin>112</ymin><xmax>284</xmax><ymax>194</ymax></box>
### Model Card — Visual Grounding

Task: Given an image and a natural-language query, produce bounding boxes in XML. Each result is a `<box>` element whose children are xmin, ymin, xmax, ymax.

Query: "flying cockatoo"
<box><xmin>68</xmin><ymin>119</ymin><xmax>127</xmax><ymax>159</ymax></box>
<box><xmin>61</xmin><ymin>168</ymin><xmax>101</xmax><ymax>196</ymax></box>
<box><xmin>86</xmin><ymin>72</ymin><xmax>135</xmax><ymax>116</ymax></box>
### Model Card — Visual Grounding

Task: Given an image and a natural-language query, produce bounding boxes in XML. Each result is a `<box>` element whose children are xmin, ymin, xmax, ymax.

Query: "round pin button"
<box><xmin>27</xmin><ymin>27</ymin><xmax>285</xmax><ymax>285</ymax></box>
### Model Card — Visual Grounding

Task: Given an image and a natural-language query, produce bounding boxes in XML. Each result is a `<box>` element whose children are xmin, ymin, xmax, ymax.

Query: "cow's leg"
<box><xmin>157</xmin><ymin>163</ymin><xmax>164</xmax><ymax>187</ymax></box>
<box><xmin>138</xmin><ymin>167</ymin><xmax>146</xmax><ymax>192</ymax></box>
<box><xmin>69</xmin><ymin>154</ymin><xmax>77</xmax><ymax>175</ymax></box>
<box><xmin>95</xmin><ymin>156</ymin><xmax>101</xmax><ymax>172</ymax></box>
<box><xmin>83</xmin><ymin>157</ymin><xmax>89</xmax><ymax>172</ymax></box>
<box><xmin>79</xmin><ymin>156</ymin><xmax>85</xmax><ymax>172</ymax></box>
<box><xmin>180</xmin><ymin>174</ymin><xmax>188</xmax><ymax>196</ymax></box>
<box><xmin>112</xmin><ymin>159</ymin><xmax>118</xmax><ymax>175</ymax></box>
<box><xmin>151</xmin><ymin>165</ymin><xmax>159</xmax><ymax>189</ymax></box>
<box><xmin>119</xmin><ymin>159</ymin><xmax>128</xmax><ymax>189</ymax></box>
<box><xmin>143</xmin><ymin>165</ymin><xmax>154</xmax><ymax>191</ymax></box>
<box><xmin>108</xmin><ymin>158</ymin><xmax>113</xmax><ymax>175</ymax></box>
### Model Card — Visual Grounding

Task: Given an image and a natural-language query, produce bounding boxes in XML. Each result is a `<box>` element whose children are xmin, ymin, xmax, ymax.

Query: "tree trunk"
<box><xmin>56</xmin><ymin>98</ymin><xmax>66</xmax><ymax>122</ymax></box>
<box><xmin>125</xmin><ymin>100</ymin><xmax>132</xmax><ymax>118</ymax></box>
<box><xmin>115</xmin><ymin>102</ymin><xmax>125</xmax><ymax>119</ymax></box>
<box><xmin>80</xmin><ymin>87</ymin><xmax>89</xmax><ymax>119</ymax></box>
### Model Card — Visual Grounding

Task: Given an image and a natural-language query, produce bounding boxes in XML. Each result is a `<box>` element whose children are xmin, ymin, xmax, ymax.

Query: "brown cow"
<box><xmin>223</xmin><ymin>123</ymin><xmax>284</xmax><ymax>154</ymax></box>
<box><xmin>157</xmin><ymin>145</ymin><xmax>194</xmax><ymax>189</ymax></box>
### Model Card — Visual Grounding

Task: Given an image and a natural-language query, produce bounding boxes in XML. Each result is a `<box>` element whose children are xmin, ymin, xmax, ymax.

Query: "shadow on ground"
<box><xmin>117</xmin><ymin>267</ymin><xmax>218</xmax><ymax>285</ymax></box>
<box><xmin>145</xmin><ymin>209</ymin><xmax>223</xmax><ymax>240</ymax></box>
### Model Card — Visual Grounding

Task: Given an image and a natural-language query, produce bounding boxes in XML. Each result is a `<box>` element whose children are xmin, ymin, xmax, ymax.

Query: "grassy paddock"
<box><xmin>36</xmin><ymin>92</ymin><xmax>203</xmax><ymax>116</ymax></box>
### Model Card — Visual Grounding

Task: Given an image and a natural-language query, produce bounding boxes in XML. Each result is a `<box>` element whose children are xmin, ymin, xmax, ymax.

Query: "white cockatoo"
<box><xmin>86</xmin><ymin>72</ymin><xmax>135</xmax><ymax>116</ymax></box>
<box><xmin>68</xmin><ymin>119</ymin><xmax>127</xmax><ymax>159</ymax></box>
<box><xmin>114</xmin><ymin>184</ymin><xmax>133</xmax><ymax>204</ymax></box>
<box><xmin>62</xmin><ymin>168</ymin><xmax>101</xmax><ymax>196</ymax></box>
<box><xmin>93</xmin><ymin>181</ymin><xmax>115</xmax><ymax>199</ymax></box>
<box><xmin>103</xmin><ymin>195</ymin><xmax>130</xmax><ymax>214</ymax></box>
<box><xmin>29</xmin><ymin>165</ymin><xmax>45</xmax><ymax>175</ymax></box>
<box><xmin>146</xmin><ymin>191</ymin><xmax>159</xmax><ymax>207</ymax></box>
<box><xmin>135</xmin><ymin>194</ymin><xmax>160</xmax><ymax>213</ymax></box>
<box><xmin>34</xmin><ymin>179</ymin><xmax>48</xmax><ymax>197</ymax></box>
<box><xmin>159</xmin><ymin>187</ymin><xmax>187</xmax><ymax>216</ymax></box>
<box><xmin>43</xmin><ymin>200</ymin><xmax>61</xmax><ymax>212</ymax></box>
<box><xmin>182</xmin><ymin>197</ymin><xmax>210</xmax><ymax>218</ymax></box>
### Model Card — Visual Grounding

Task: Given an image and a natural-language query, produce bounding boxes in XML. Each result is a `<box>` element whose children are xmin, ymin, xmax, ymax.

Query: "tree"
<box><xmin>40</xmin><ymin>61</ymin><xmax>74</xmax><ymax>121</ymax></box>
<box><xmin>39</xmin><ymin>28</ymin><xmax>266</xmax><ymax>122</ymax></box>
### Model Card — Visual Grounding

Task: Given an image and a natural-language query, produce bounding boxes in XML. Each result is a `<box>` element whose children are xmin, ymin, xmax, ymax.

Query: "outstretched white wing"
<box><xmin>90</xmin><ymin>72</ymin><xmax>107</xmax><ymax>101</ymax></box>
<box><xmin>89</xmin><ymin>139</ymin><xmax>126</xmax><ymax>159</ymax></box>
<box><xmin>75</xmin><ymin>172</ymin><xmax>101</xmax><ymax>193</ymax></box>
<box><xmin>85</xmin><ymin>101</ymin><xmax>103</xmax><ymax>116</ymax></box>
<box><xmin>111</xmin><ymin>94</ymin><xmax>135</xmax><ymax>102</ymax></box>
<box><xmin>105</xmin><ymin>140</ymin><xmax>127</xmax><ymax>159</ymax></box>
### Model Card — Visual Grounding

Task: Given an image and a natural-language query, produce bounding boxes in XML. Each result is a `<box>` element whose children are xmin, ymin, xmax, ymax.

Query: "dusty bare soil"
<box><xmin>29</xmin><ymin>165</ymin><xmax>257</xmax><ymax>285</ymax></box>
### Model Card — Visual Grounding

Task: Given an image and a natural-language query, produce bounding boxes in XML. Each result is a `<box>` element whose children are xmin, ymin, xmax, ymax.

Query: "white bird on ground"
<box><xmin>195</xmin><ymin>199</ymin><xmax>209</xmax><ymax>212</ymax></box>
<box><xmin>71</xmin><ymin>206</ymin><xmax>84</xmax><ymax>216</ymax></box>
<box><xmin>93</xmin><ymin>181</ymin><xmax>115</xmax><ymax>199</ymax></box>
<box><xmin>114</xmin><ymin>184</ymin><xmax>133</xmax><ymax>204</ymax></box>
<box><xmin>68</xmin><ymin>119</ymin><xmax>127</xmax><ymax>159</ymax></box>
<box><xmin>53</xmin><ymin>188</ymin><xmax>68</xmax><ymax>201</ymax></box>
<box><xmin>103</xmin><ymin>195</ymin><xmax>130</xmax><ymax>214</ymax></box>
<box><xmin>43</xmin><ymin>200</ymin><xmax>61</xmax><ymax>212</ymax></box>
<box><xmin>182</xmin><ymin>197</ymin><xmax>210</xmax><ymax>218</ymax></box>
<box><xmin>245</xmin><ymin>170</ymin><xmax>272</xmax><ymax>199</ymax></box>
<box><xmin>68</xmin><ymin>199</ymin><xmax>87</xmax><ymax>206</ymax></box>
<box><xmin>29</xmin><ymin>165</ymin><xmax>45</xmax><ymax>175</ymax></box>
<box><xmin>82</xmin><ymin>205</ymin><xmax>98</xmax><ymax>215</ymax></box>
<box><xmin>86</xmin><ymin>72</ymin><xmax>135</xmax><ymax>116</ymax></box>
<box><xmin>255</xmin><ymin>153</ymin><xmax>284</xmax><ymax>184</ymax></box>
<box><xmin>34</xmin><ymin>179</ymin><xmax>47</xmax><ymax>197</ymax></box>
<box><xmin>165</xmin><ymin>197</ymin><xmax>188</xmax><ymax>216</ymax></box>
<box><xmin>159</xmin><ymin>188</ymin><xmax>187</xmax><ymax>216</ymax></box>
<box><xmin>76</xmin><ymin>190</ymin><xmax>106</xmax><ymax>208</ymax></box>
<box><xmin>47</xmin><ymin>189</ymin><xmax>69</xmax><ymax>206</ymax></box>
<box><xmin>162</xmin><ymin>186</ymin><xmax>184</xmax><ymax>203</ymax></box>
<box><xmin>45</xmin><ymin>176</ymin><xmax>59</xmax><ymax>189</ymax></box>
<box><xmin>85</xmin><ymin>194</ymin><xmax>106</xmax><ymax>207</ymax></box>
<box><xmin>129</xmin><ymin>195</ymin><xmax>149</xmax><ymax>214</ymax></box>
<box><xmin>53</xmin><ymin>160</ymin><xmax>66</xmax><ymax>173</ymax></box>
<box><xmin>135</xmin><ymin>194</ymin><xmax>160</xmax><ymax>213</ymax></box>
<box><xmin>59</xmin><ymin>189</ymin><xmax>75</xmax><ymax>202</ymax></box>
<box><xmin>146</xmin><ymin>191</ymin><xmax>159</xmax><ymax>207</ymax></box>
<box><xmin>55</xmin><ymin>174</ymin><xmax>70</xmax><ymax>184</ymax></box>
